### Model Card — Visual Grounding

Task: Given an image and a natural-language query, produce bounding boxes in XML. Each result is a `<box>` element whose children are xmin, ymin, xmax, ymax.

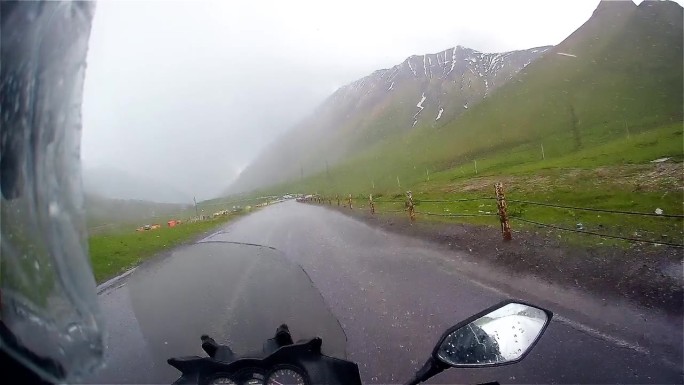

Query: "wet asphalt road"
<box><xmin>86</xmin><ymin>201</ymin><xmax>683</xmax><ymax>384</ymax></box>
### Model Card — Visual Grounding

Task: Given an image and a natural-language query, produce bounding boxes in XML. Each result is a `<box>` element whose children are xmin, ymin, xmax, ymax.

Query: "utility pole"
<box><xmin>194</xmin><ymin>196</ymin><xmax>199</xmax><ymax>218</ymax></box>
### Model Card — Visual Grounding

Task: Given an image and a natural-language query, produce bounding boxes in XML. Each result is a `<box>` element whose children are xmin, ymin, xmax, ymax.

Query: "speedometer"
<box><xmin>209</xmin><ymin>377</ymin><xmax>237</xmax><ymax>385</ymax></box>
<box><xmin>266</xmin><ymin>367</ymin><xmax>307</xmax><ymax>385</ymax></box>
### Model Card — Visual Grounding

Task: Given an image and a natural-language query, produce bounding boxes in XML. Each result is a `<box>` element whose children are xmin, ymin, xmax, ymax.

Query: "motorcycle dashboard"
<box><xmin>205</xmin><ymin>368</ymin><xmax>267</xmax><ymax>385</ymax></box>
<box><xmin>171</xmin><ymin>338</ymin><xmax>362</xmax><ymax>385</ymax></box>
<box><xmin>205</xmin><ymin>365</ymin><xmax>306</xmax><ymax>385</ymax></box>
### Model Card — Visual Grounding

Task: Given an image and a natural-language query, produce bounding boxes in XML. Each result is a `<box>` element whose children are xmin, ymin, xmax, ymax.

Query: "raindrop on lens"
<box><xmin>49</xmin><ymin>201</ymin><xmax>60</xmax><ymax>217</ymax></box>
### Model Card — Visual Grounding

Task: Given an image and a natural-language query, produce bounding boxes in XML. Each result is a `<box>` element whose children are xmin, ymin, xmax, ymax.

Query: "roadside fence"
<box><xmin>300</xmin><ymin>184</ymin><xmax>684</xmax><ymax>248</ymax></box>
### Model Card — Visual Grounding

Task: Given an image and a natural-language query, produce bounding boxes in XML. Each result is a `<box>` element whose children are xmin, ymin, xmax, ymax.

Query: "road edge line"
<box><xmin>465</xmin><ymin>276</ymin><xmax>682</xmax><ymax>370</ymax></box>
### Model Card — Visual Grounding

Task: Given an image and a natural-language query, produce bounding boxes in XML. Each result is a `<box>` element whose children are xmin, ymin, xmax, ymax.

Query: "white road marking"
<box><xmin>97</xmin><ymin>267</ymin><xmax>137</xmax><ymax>294</ymax></box>
<box><xmin>459</xmin><ymin>272</ymin><xmax>681</xmax><ymax>368</ymax></box>
<box><xmin>553</xmin><ymin>315</ymin><xmax>648</xmax><ymax>354</ymax></box>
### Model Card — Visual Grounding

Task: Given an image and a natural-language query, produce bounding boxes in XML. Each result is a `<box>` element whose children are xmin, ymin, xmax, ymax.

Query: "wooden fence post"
<box><xmin>369</xmin><ymin>194</ymin><xmax>375</xmax><ymax>215</ymax></box>
<box><xmin>406</xmin><ymin>191</ymin><xmax>415</xmax><ymax>221</ymax></box>
<box><xmin>348</xmin><ymin>194</ymin><xmax>353</xmax><ymax>209</ymax></box>
<box><xmin>495</xmin><ymin>182</ymin><xmax>512</xmax><ymax>241</ymax></box>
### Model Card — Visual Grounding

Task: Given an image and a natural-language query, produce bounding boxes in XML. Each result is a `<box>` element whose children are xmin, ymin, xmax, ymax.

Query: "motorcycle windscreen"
<box><xmin>124</xmin><ymin>242</ymin><xmax>347</xmax><ymax>382</ymax></box>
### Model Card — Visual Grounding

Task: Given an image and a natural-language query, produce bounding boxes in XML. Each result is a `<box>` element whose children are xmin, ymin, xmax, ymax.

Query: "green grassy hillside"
<box><xmin>270</xmin><ymin>0</ymin><xmax>681</xmax><ymax>191</ymax></box>
<box><xmin>229</xmin><ymin>44</ymin><xmax>549</xmax><ymax>194</ymax></box>
<box><xmin>85</xmin><ymin>194</ymin><xmax>194</xmax><ymax>234</ymax></box>
<box><xmin>251</xmin><ymin>1</ymin><xmax>683</xmax><ymax>246</ymax></box>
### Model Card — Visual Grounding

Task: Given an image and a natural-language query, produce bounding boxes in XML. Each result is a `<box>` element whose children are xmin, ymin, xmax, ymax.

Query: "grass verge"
<box><xmin>293</xmin><ymin>123</ymin><xmax>682</xmax><ymax>250</ymax></box>
<box><xmin>89</xmin><ymin>214</ymin><xmax>241</xmax><ymax>283</ymax></box>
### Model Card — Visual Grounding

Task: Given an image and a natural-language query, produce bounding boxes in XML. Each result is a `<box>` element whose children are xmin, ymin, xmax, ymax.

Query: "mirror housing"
<box><xmin>432</xmin><ymin>300</ymin><xmax>552</xmax><ymax>368</ymax></box>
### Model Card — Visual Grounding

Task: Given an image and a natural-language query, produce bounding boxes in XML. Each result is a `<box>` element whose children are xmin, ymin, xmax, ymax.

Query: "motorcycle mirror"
<box><xmin>433</xmin><ymin>301</ymin><xmax>552</xmax><ymax>368</ymax></box>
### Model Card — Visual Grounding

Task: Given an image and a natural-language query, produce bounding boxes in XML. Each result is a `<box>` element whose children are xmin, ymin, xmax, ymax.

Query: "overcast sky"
<box><xmin>82</xmin><ymin>0</ymin><xmax>653</xmax><ymax>201</ymax></box>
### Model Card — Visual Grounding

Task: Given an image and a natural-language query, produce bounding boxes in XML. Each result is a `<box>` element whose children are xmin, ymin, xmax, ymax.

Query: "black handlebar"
<box><xmin>169</xmin><ymin>325</ymin><xmax>362</xmax><ymax>385</ymax></box>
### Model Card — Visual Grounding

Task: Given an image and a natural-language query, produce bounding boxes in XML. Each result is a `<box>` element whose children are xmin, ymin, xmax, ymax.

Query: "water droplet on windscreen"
<box><xmin>34</xmin><ymin>260</ymin><xmax>40</xmax><ymax>271</ymax></box>
<box><xmin>517</xmin><ymin>349</ymin><xmax>522</xmax><ymax>353</ymax></box>
<box><xmin>49</xmin><ymin>201</ymin><xmax>60</xmax><ymax>217</ymax></box>
<box><xmin>514</xmin><ymin>334</ymin><xmax>517</xmax><ymax>338</ymax></box>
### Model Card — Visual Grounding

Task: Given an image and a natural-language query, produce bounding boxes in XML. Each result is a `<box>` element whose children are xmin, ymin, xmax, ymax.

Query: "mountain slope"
<box><xmin>229</xmin><ymin>44</ymin><xmax>550</xmax><ymax>193</ymax></box>
<box><xmin>85</xmin><ymin>193</ymin><xmax>190</xmax><ymax>228</ymax></box>
<box><xmin>83</xmin><ymin>166</ymin><xmax>193</xmax><ymax>204</ymax></box>
<box><xmin>258</xmin><ymin>0</ymin><xmax>683</xmax><ymax>195</ymax></box>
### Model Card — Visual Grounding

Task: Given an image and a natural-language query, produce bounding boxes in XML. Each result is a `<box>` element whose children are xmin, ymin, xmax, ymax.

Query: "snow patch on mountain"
<box><xmin>412</xmin><ymin>92</ymin><xmax>427</xmax><ymax>127</ymax></box>
<box><xmin>423</xmin><ymin>55</ymin><xmax>429</xmax><ymax>77</ymax></box>
<box><xmin>407</xmin><ymin>58</ymin><xmax>418</xmax><ymax>77</ymax></box>
<box><xmin>416</xmin><ymin>93</ymin><xmax>426</xmax><ymax>110</ymax></box>
<box><xmin>435</xmin><ymin>107</ymin><xmax>444</xmax><ymax>121</ymax></box>
<box><xmin>446</xmin><ymin>47</ymin><xmax>458</xmax><ymax>77</ymax></box>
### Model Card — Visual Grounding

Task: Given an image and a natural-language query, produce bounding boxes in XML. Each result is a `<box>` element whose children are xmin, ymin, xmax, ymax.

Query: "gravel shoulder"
<box><xmin>323</xmin><ymin>204</ymin><xmax>683</xmax><ymax>316</ymax></box>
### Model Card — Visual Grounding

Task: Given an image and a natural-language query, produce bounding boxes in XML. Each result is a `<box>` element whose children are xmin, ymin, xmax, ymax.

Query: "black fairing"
<box><xmin>169</xmin><ymin>337</ymin><xmax>362</xmax><ymax>385</ymax></box>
